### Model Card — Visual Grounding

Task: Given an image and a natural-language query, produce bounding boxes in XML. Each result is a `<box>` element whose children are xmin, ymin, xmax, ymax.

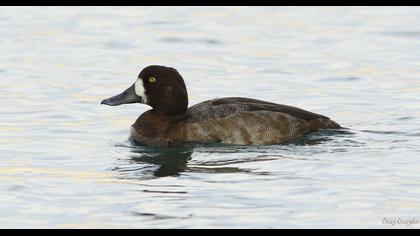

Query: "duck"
<box><xmin>101</xmin><ymin>65</ymin><xmax>341</xmax><ymax>146</ymax></box>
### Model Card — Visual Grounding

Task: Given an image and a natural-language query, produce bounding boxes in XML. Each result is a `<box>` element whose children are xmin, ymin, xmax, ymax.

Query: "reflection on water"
<box><xmin>113</xmin><ymin>129</ymin><xmax>354</xmax><ymax>180</ymax></box>
<box><xmin>117</xmin><ymin>145</ymin><xmax>193</xmax><ymax>178</ymax></box>
<box><xmin>114</xmin><ymin>144</ymin><xmax>261</xmax><ymax>179</ymax></box>
<box><xmin>1</xmin><ymin>6</ymin><xmax>420</xmax><ymax>228</ymax></box>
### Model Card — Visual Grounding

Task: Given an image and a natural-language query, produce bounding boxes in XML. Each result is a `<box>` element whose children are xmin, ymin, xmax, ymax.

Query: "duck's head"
<box><xmin>101</xmin><ymin>65</ymin><xmax>188</xmax><ymax>116</ymax></box>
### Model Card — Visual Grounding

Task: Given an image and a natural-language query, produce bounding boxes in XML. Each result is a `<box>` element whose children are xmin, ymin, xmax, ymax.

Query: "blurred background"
<box><xmin>0</xmin><ymin>6</ymin><xmax>419</xmax><ymax>228</ymax></box>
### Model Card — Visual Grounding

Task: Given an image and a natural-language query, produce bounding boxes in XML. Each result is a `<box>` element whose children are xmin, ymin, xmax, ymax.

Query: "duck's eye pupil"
<box><xmin>149</xmin><ymin>77</ymin><xmax>156</xmax><ymax>83</ymax></box>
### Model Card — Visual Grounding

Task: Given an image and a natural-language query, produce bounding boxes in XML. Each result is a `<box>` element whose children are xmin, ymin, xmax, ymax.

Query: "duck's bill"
<box><xmin>101</xmin><ymin>84</ymin><xmax>142</xmax><ymax>106</ymax></box>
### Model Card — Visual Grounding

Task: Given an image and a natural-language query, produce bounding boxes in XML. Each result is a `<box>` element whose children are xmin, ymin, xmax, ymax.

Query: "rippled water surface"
<box><xmin>1</xmin><ymin>6</ymin><xmax>420</xmax><ymax>228</ymax></box>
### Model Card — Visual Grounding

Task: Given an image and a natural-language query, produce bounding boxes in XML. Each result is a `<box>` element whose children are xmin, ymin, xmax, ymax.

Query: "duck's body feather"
<box><xmin>131</xmin><ymin>97</ymin><xmax>340</xmax><ymax>146</ymax></box>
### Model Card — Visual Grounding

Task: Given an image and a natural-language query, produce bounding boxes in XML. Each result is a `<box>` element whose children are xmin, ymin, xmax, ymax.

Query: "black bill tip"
<box><xmin>101</xmin><ymin>98</ymin><xmax>112</xmax><ymax>105</ymax></box>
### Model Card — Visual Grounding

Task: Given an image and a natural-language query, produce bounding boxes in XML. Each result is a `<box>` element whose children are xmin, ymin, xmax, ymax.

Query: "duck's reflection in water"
<box><xmin>125</xmin><ymin>145</ymin><xmax>193</xmax><ymax>178</ymax></box>
<box><xmin>113</xmin><ymin>143</ymin><xmax>257</xmax><ymax>179</ymax></box>
<box><xmin>113</xmin><ymin>129</ymin><xmax>352</xmax><ymax>179</ymax></box>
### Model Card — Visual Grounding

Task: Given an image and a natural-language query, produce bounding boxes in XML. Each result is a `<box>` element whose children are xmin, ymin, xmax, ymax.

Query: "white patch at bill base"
<box><xmin>135</xmin><ymin>78</ymin><xmax>148</xmax><ymax>103</ymax></box>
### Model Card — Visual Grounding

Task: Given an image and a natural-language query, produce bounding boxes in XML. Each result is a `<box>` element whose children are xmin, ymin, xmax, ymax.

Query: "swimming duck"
<box><xmin>101</xmin><ymin>65</ymin><xmax>341</xmax><ymax>146</ymax></box>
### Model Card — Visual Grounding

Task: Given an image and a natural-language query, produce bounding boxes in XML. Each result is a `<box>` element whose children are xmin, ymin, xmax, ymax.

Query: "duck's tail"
<box><xmin>327</xmin><ymin>119</ymin><xmax>342</xmax><ymax>129</ymax></box>
<box><xmin>306</xmin><ymin>118</ymin><xmax>342</xmax><ymax>132</ymax></box>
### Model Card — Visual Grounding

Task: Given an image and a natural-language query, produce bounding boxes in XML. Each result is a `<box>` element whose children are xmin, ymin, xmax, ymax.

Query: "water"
<box><xmin>1</xmin><ymin>6</ymin><xmax>420</xmax><ymax>228</ymax></box>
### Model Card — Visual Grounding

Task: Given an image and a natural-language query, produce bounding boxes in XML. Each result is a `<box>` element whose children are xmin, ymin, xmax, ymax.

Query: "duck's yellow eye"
<box><xmin>148</xmin><ymin>77</ymin><xmax>156</xmax><ymax>83</ymax></box>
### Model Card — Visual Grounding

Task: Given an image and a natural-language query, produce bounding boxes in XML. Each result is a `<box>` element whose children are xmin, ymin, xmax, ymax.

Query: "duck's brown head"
<box><xmin>101</xmin><ymin>65</ymin><xmax>188</xmax><ymax>116</ymax></box>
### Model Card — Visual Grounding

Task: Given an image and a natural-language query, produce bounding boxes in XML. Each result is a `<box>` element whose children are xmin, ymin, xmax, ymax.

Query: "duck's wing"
<box><xmin>185</xmin><ymin>97</ymin><xmax>331</xmax><ymax>123</ymax></box>
<box><xmin>174</xmin><ymin>97</ymin><xmax>340</xmax><ymax>145</ymax></box>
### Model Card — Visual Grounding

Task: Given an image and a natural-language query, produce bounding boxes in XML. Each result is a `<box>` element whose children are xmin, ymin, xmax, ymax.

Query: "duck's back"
<box><xmin>172</xmin><ymin>97</ymin><xmax>341</xmax><ymax>145</ymax></box>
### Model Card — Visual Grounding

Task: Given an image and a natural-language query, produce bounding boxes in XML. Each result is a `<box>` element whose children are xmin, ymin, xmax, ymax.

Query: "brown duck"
<box><xmin>101</xmin><ymin>65</ymin><xmax>341</xmax><ymax>146</ymax></box>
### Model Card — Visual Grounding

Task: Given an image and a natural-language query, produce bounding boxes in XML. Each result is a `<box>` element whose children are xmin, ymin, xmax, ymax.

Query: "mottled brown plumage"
<box><xmin>131</xmin><ymin>97</ymin><xmax>340</xmax><ymax>146</ymax></box>
<box><xmin>102</xmin><ymin>65</ymin><xmax>341</xmax><ymax>147</ymax></box>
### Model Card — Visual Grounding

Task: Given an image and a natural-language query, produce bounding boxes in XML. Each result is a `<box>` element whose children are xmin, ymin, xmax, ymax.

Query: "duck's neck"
<box><xmin>132</xmin><ymin>110</ymin><xmax>185</xmax><ymax>137</ymax></box>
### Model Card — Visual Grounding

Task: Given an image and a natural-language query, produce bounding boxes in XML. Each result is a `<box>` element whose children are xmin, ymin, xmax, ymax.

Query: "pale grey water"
<box><xmin>1</xmin><ymin>6</ymin><xmax>420</xmax><ymax>228</ymax></box>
